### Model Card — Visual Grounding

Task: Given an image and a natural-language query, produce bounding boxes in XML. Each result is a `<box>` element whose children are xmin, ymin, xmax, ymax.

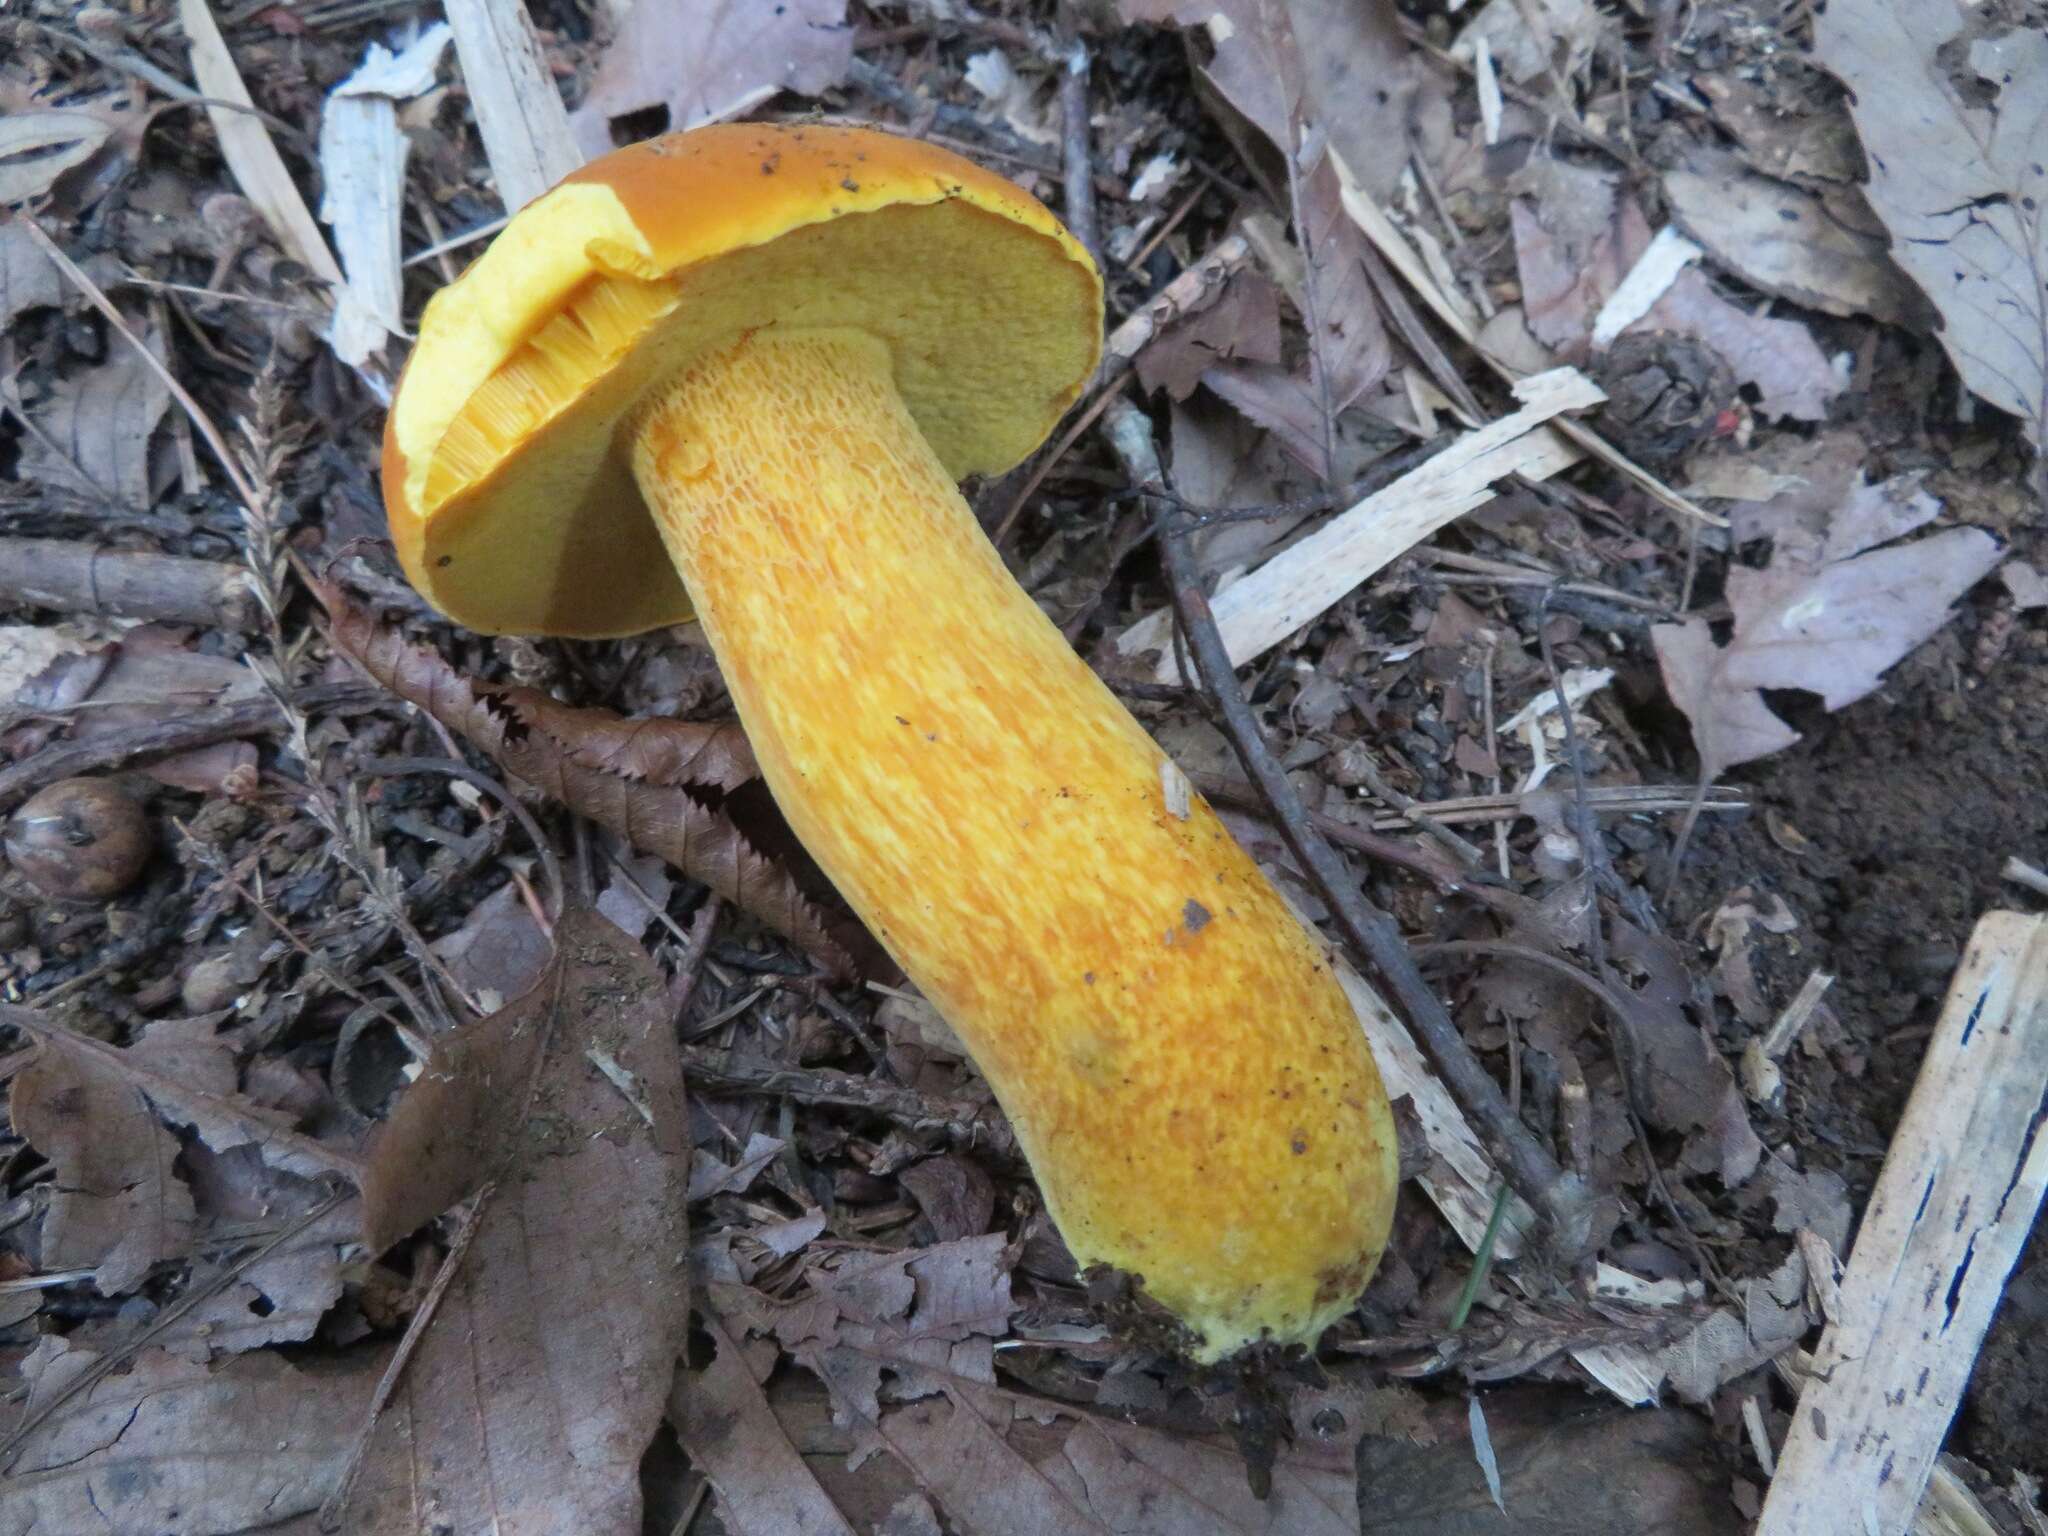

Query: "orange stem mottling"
<box><xmin>631</xmin><ymin>328</ymin><xmax>1396</xmax><ymax>1358</ymax></box>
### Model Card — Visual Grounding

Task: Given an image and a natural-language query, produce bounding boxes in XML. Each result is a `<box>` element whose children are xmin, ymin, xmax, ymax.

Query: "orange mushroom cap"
<box><xmin>382</xmin><ymin>124</ymin><xmax>1103</xmax><ymax>638</ymax></box>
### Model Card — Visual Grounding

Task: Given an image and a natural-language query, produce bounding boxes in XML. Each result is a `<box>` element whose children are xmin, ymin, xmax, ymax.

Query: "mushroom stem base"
<box><xmin>628</xmin><ymin>328</ymin><xmax>1397</xmax><ymax>1361</ymax></box>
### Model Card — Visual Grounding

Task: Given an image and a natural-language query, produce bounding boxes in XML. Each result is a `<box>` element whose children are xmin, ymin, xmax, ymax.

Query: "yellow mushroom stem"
<box><xmin>629</xmin><ymin>327</ymin><xmax>1396</xmax><ymax>1359</ymax></box>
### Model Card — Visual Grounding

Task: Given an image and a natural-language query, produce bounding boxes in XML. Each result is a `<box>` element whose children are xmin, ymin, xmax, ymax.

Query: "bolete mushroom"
<box><xmin>383</xmin><ymin>123</ymin><xmax>1396</xmax><ymax>1360</ymax></box>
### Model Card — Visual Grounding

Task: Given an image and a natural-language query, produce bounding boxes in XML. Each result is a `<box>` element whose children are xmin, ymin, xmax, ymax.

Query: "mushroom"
<box><xmin>383</xmin><ymin>123</ymin><xmax>1396</xmax><ymax>1360</ymax></box>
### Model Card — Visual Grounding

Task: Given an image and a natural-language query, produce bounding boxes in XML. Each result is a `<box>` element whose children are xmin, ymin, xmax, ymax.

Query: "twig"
<box><xmin>403</xmin><ymin>213</ymin><xmax>510</xmax><ymax>268</ymax></box>
<box><xmin>682</xmin><ymin>1048</ymin><xmax>1019</xmax><ymax>1163</ymax></box>
<box><xmin>361</xmin><ymin>756</ymin><xmax>563</xmax><ymax>923</ymax></box>
<box><xmin>991</xmin><ymin>231</ymin><xmax>1254</xmax><ymax>545</ymax></box>
<box><xmin>1189</xmin><ymin>771</ymin><xmax>1500</xmax><ymax>895</ymax></box>
<box><xmin>1115</xmin><ymin>370</ymin><xmax>1603</xmax><ymax>680</ymax></box>
<box><xmin>441</xmin><ymin>0</ymin><xmax>582</xmax><ymax>214</ymax></box>
<box><xmin>13</xmin><ymin>217</ymin><xmax>266</xmax><ymax>513</ymax></box>
<box><xmin>1283</xmin><ymin>128</ymin><xmax>1338</xmax><ymax>483</ymax></box>
<box><xmin>2001</xmin><ymin>856</ymin><xmax>2048</xmax><ymax>898</ymax></box>
<box><xmin>1759</xmin><ymin>969</ymin><xmax>1834</xmax><ymax>1061</ymax></box>
<box><xmin>1102</xmin><ymin>398</ymin><xmax>1594</xmax><ymax>1252</ymax></box>
<box><xmin>1758</xmin><ymin>914</ymin><xmax>2048</xmax><ymax>1533</ymax></box>
<box><xmin>669</xmin><ymin>896</ymin><xmax>725</xmax><ymax>1023</ymax></box>
<box><xmin>0</xmin><ymin>682</ymin><xmax>383</xmax><ymax>809</ymax></box>
<box><xmin>844</xmin><ymin>56</ymin><xmax>1058</xmax><ymax>173</ymax></box>
<box><xmin>1325</xmin><ymin>154</ymin><xmax>1720</xmax><ymax>530</ymax></box>
<box><xmin>1417</xmin><ymin>937</ymin><xmax>1732</xmax><ymax>1298</ymax></box>
<box><xmin>188</xmin><ymin>841</ymin><xmax>427</xmax><ymax>1052</ymax></box>
<box><xmin>1122</xmin><ymin>177</ymin><xmax>1206</xmax><ymax>274</ymax></box>
<box><xmin>0</xmin><ymin>537</ymin><xmax>265</xmax><ymax>630</ymax></box>
<box><xmin>0</xmin><ymin>1188</ymin><xmax>354</xmax><ymax>1470</ymax></box>
<box><xmin>1368</xmin><ymin>781</ymin><xmax>1745</xmax><ymax>830</ymax></box>
<box><xmin>1056</xmin><ymin>37</ymin><xmax>1099</xmax><ymax>264</ymax></box>
<box><xmin>1536</xmin><ymin>616</ymin><xmax>1614</xmax><ymax>968</ymax></box>
<box><xmin>1321</xmin><ymin>737</ymin><xmax>1487</xmax><ymax>869</ymax></box>
<box><xmin>319</xmin><ymin>1183</ymin><xmax>498</xmax><ymax>1531</ymax></box>
<box><xmin>1141</xmin><ymin>439</ymin><xmax>1440</xmax><ymax>525</ymax></box>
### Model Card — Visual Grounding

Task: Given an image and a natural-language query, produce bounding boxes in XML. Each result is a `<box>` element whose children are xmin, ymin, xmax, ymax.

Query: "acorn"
<box><xmin>3</xmin><ymin>778</ymin><xmax>152</xmax><ymax>902</ymax></box>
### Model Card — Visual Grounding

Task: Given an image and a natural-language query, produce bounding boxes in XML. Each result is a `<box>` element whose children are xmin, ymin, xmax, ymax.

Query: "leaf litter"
<box><xmin>1814</xmin><ymin>0</ymin><xmax>2048</xmax><ymax>447</ymax></box>
<box><xmin>6</xmin><ymin>0</ymin><xmax>2048</xmax><ymax>1529</ymax></box>
<box><xmin>1653</xmin><ymin>471</ymin><xmax>2002</xmax><ymax>777</ymax></box>
<box><xmin>339</xmin><ymin>908</ymin><xmax>691</xmax><ymax>1534</ymax></box>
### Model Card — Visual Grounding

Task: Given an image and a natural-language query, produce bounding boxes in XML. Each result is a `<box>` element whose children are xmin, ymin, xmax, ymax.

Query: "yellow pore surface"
<box><xmin>631</xmin><ymin>329</ymin><xmax>1398</xmax><ymax>1359</ymax></box>
<box><xmin>382</xmin><ymin>125</ymin><xmax>1100</xmax><ymax>639</ymax></box>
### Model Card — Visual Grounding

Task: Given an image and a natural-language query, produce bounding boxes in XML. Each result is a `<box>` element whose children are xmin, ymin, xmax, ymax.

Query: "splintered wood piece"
<box><xmin>1759</xmin><ymin>911</ymin><xmax>2048</xmax><ymax>1536</ymax></box>
<box><xmin>442</xmin><ymin>0</ymin><xmax>583</xmax><ymax>214</ymax></box>
<box><xmin>1115</xmin><ymin>366</ymin><xmax>1602</xmax><ymax>682</ymax></box>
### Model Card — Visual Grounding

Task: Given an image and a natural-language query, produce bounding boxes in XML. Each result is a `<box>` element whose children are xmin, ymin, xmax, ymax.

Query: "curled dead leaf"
<box><xmin>313</xmin><ymin>576</ymin><xmax>853</xmax><ymax>976</ymax></box>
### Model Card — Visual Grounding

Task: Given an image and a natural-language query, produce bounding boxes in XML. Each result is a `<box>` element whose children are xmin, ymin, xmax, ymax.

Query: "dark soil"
<box><xmin>1669</xmin><ymin>608</ymin><xmax>2048</xmax><ymax>1477</ymax></box>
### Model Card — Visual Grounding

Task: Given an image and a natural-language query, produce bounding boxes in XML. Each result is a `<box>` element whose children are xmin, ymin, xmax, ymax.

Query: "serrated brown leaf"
<box><xmin>314</xmin><ymin>577</ymin><xmax>852</xmax><ymax>976</ymax></box>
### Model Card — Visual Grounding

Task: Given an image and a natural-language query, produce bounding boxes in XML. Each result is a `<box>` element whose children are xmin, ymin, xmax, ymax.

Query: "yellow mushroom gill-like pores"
<box><xmin>382</xmin><ymin>123</ymin><xmax>1398</xmax><ymax>1360</ymax></box>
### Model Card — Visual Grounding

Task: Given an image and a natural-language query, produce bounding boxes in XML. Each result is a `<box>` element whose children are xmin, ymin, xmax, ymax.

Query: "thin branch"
<box><xmin>1056</xmin><ymin>33</ymin><xmax>1099</xmax><ymax>263</ymax></box>
<box><xmin>12</xmin><ymin>216</ymin><xmax>265</xmax><ymax>514</ymax></box>
<box><xmin>319</xmin><ymin>1184</ymin><xmax>497</xmax><ymax>1531</ymax></box>
<box><xmin>1101</xmin><ymin>398</ymin><xmax>1596</xmax><ymax>1254</ymax></box>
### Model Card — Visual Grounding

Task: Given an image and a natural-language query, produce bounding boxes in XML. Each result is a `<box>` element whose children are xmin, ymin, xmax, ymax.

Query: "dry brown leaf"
<box><xmin>1281</xmin><ymin>0</ymin><xmax>1416</xmax><ymax>203</ymax></box>
<box><xmin>162</xmin><ymin>1144</ymin><xmax>357</xmax><ymax>1358</ymax></box>
<box><xmin>898</xmin><ymin>1154</ymin><xmax>996</xmax><ymax>1243</ymax></box>
<box><xmin>0</xmin><ymin>1338</ymin><xmax>383</xmax><ymax>1533</ymax></box>
<box><xmin>9</xmin><ymin>1016</ymin><xmax>218</xmax><ymax>1295</ymax></box>
<box><xmin>1814</xmin><ymin>5</ymin><xmax>2047</xmax><ymax>446</ymax></box>
<box><xmin>17</xmin><ymin>321</ymin><xmax>172</xmax><ymax>509</ymax></box>
<box><xmin>1123</xmin><ymin>0</ymin><xmax>1392</xmax><ymax>418</ymax></box>
<box><xmin>706</xmin><ymin>1236</ymin><xmax>1385</xmax><ymax>1533</ymax></box>
<box><xmin>1652</xmin><ymin>1250</ymin><xmax>1813</xmax><ymax>1406</ymax></box>
<box><xmin>709</xmin><ymin>1232</ymin><xmax>1374</xmax><ymax>1533</ymax></box>
<box><xmin>435</xmin><ymin>880</ymin><xmax>553</xmax><ymax>1007</ymax></box>
<box><xmin>0</xmin><ymin>220</ymin><xmax>63</xmax><ymax>331</ymax></box>
<box><xmin>674</xmin><ymin>1310</ymin><xmax>859</xmax><ymax>1536</ymax></box>
<box><xmin>316</xmin><ymin>578</ymin><xmax>854</xmax><ymax>975</ymax></box>
<box><xmin>347</xmin><ymin>909</ymin><xmax>690</xmax><ymax>1536</ymax></box>
<box><xmin>1452</xmin><ymin>0</ymin><xmax>1601</xmax><ymax>85</ymax></box>
<box><xmin>2</xmin><ymin>1003</ymin><xmax>366</xmax><ymax>1187</ymax></box>
<box><xmin>1691</xmin><ymin>74</ymin><xmax>1863</xmax><ymax>188</ymax></box>
<box><xmin>568</xmin><ymin>0</ymin><xmax>853</xmax><ymax>158</ymax></box>
<box><xmin>1653</xmin><ymin>476</ymin><xmax>2002</xmax><ymax>777</ymax></box>
<box><xmin>1607</xmin><ymin>920</ymin><xmax>1763</xmax><ymax>1188</ymax></box>
<box><xmin>0</xmin><ymin>112</ymin><xmax>112</xmax><ymax>205</ymax></box>
<box><xmin>1135</xmin><ymin>268</ymin><xmax>1283</xmax><ymax>399</ymax></box>
<box><xmin>1664</xmin><ymin>156</ymin><xmax>1922</xmax><ymax>327</ymax></box>
<box><xmin>688</xmin><ymin>1131</ymin><xmax>787</xmax><ymax>1202</ymax></box>
<box><xmin>1511</xmin><ymin>184</ymin><xmax>1843</xmax><ymax>421</ymax></box>
<box><xmin>1355</xmin><ymin>1386</ymin><xmax>1740</xmax><ymax>1535</ymax></box>
<box><xmin>1202</xmin><ymin>360</ymin><xmax>1334</xmax><ymax>473</ymax></box>
<box><xmin>1756</xmin><ymin>1159</ymin><xmax>1852</xmax><ymax>1253</ymax></box>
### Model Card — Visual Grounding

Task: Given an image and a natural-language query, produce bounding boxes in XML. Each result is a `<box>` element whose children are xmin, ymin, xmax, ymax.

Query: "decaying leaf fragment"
<box><xmin>0</xmin><ymin>1337</ymin><xmax>383</xmax><ymax>1533</ymax></box>
<box><xmin>315</xmin><ymin>576</ymin><xmax>853</xmax><ymax>974</ymax></box>
<box><xmin>4</xmin><ymin>1007</ymin><xmax>363</xmax><ymax>1297</ymax></box>
<box><xmin>17</xmin><ymin>321</ymin><xmax>173</xmax><ymax>511</ymax></box>
<box><xmin>1653</xmin><ymin>473</ymin><xmax>2001</xmax><ymax>777</ymax></box>
<box><xmin>568</xmin><ymin>0</ymin><xmax>853</xmax><ymax>157</ymax></box>
<box><xmin>8</xmin><ymin>1017</ymin><xmax>216</xmax><ymax>1295</ymax></box>
<box><xmin>1814</xmin><ymin>1</ymin><xmax>2047</xmax><ymax>446</ymax></box>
